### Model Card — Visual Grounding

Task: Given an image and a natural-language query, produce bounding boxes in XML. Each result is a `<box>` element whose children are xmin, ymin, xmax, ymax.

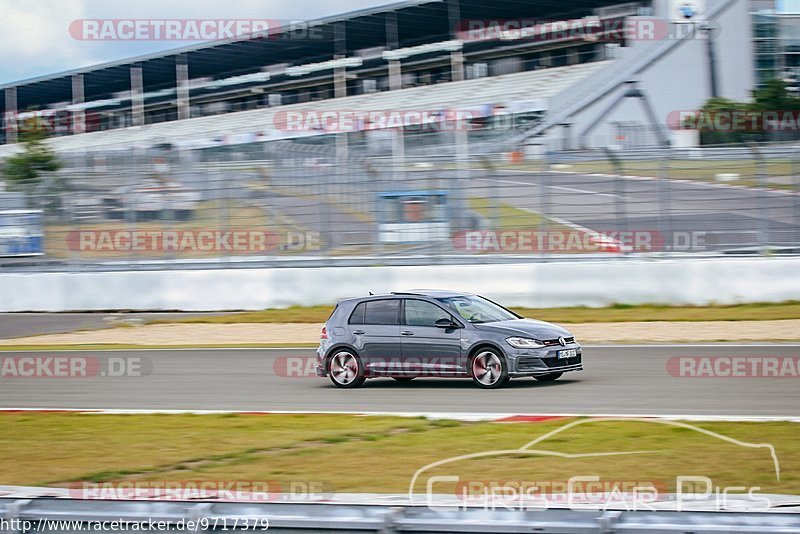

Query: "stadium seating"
<box><xmin>0</xmin><ymin>61</ymin><xmax>611</xmax><ymax>155</ymax></box>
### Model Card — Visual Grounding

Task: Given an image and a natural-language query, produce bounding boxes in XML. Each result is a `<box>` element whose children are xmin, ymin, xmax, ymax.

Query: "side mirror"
<box><xmin>434</xmin><ymin>318</ymin><xmax>458</xmax><ymax>329</ymax></box>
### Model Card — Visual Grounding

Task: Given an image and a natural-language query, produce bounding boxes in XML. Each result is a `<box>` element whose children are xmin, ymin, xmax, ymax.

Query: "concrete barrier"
<box><xmin>0</xmin><ymin>257</ymin><xmax>799</xmax><ymax>311</ymax></box>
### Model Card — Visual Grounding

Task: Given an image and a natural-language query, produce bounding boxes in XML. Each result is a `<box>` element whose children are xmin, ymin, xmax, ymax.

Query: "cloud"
<box><xmin>0</xmin><ymin>1</ymin><xmax>99</xmax><ymax>83</ymax></box>
<box><xmin>0</xmin><ymin>0</ymin><xmax>401</xmax><ymax>85</ymax></box>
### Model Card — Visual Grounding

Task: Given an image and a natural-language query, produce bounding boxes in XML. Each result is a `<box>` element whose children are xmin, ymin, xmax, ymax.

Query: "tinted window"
<box><xmin>349</xmin><ymin>302</ymin><xmax>366</xmax><ymax>324</ymax></box>
<box><xmin>404</xmin><ymin>299</ymin><xmax>453</xmax><ymax>327</ymax></box>
<box><xmin>363</xmin><ymin>299</ymin><xmax>400</xmax><ymax>325</ymax></box>
<box><xmin>437</xmin><ymin>295</ymin><xmax>519</xmax><ymax>323</ymax></box>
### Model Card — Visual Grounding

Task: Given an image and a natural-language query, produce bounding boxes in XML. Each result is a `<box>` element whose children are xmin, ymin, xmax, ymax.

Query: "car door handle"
<box><xmin>352</xmin><ymin>330</ymin><xmax>365</xmax><ymax>335</ymax></box>
<box><xmin>401</xmin><ymin>330</ymin><xmax>414</xmax><ymax>336</ymax></box>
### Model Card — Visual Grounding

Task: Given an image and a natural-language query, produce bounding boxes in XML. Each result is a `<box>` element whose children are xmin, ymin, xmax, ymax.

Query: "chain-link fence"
<box><xmin>1</xmin><ymin>132</ymin><xmax>799</xmax><ymax>270</ymax></box>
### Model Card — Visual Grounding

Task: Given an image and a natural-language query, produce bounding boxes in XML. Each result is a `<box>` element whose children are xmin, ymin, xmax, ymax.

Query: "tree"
<box><xmin>690</xmin><ymin>79</ymin><xmax>800</xmax><ymax>145</ymax></box>
<box><xmin>691</xmin><ymin>97</ymin><xmax>753</xmax><ymax>145</ymax></box>
<box><xmin>752</xmin><ymin>78</ymin><xmax>800</xmax><ymax>112</ymax></box>
<box><xmin>1</xmin><ymin>117</ymin><xmax>62</xmax><ymax>199</ymax></box>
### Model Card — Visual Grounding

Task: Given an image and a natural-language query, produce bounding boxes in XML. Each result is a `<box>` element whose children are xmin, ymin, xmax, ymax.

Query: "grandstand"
<box><xmin>0</xmin><ymin>62</ymin><xmax>609</xmax><ymax>154</ymax></box>
<box><xmin>0</xmin><ymin>0</ymin><xmax>642</xmax><ymax>153</ymax></box>
<box><xmin>0</xmin><ymin>0</ymin><xmax>752</xmax><ymax>155</ymax></box>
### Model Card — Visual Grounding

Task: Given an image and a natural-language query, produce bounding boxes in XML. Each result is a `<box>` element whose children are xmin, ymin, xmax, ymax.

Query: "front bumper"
<box><xmin>507</xmin><ymin>345</ymin><xmax>583</xmax><ymax>377</ymax></box>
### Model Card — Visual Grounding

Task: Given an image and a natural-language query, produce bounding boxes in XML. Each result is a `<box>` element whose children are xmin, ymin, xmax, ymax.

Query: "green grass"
<box><xmin>0</xmin><ymin>414</ymin><xmax>797</xmax><ymax>496</ymax></box>
<box><xmin>469</xmin><ymin>197</ymin><xmax>548</xmax><ymax>229</ymax></box>
<box><xmin>0</xmin><ymin>413</ymin><xmax>428</xmax><ymax>486</ymax></box>
<box><xmin>492</xmin><ymin>159</ymin><xmax>800</xmax><ymax>191</ymax></box>
<box><xmin>146</xmin><ymin>301</ymin><xmax>800</xmax><ymax>325</ymax></box>
<box><xmin>42</xmin><ymin>200</ymin><xmax>307</xmax><ymax>260</ymax></box>
<box><xmin>516</xmin><ymin>301</ymin><xmax>800</xmax><ymax>323</ymax></box>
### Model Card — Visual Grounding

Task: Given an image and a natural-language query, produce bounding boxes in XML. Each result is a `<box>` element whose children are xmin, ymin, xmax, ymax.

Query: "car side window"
<box><xmin>404</xmin><ymin>299</ymin><xmax>453</xmax><ymax>327</ymax></box>
<box><xmin>349</xmin><ymin>302</ymin><xmax>367</xmax><ymax>324</ymax></box>
<box><xmin>363</xmin><ymin>299</ymin><xmax>400</xmax><ymax>325</ymax></box>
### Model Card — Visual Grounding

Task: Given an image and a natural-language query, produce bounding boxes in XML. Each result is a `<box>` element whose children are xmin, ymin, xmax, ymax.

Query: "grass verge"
<box><xmin>469</xmin><ymin>197</ymin><xmax>548</xmax><ymax>229</ymax></box>
<box><xmin>0</xmin><ymin>343</ymin><xmax>317</xmax><ymax>352</ymax></box>
<box><xmin>0</xmin><ymin>413</ymin><xmax>797</xmax><ymax>495</ymax></box>
<box><xmin>498</xmin><ymin>160</ymin><xmax>799</xmax><ymax>190</ymax></box>
<box><xmin>147</xmin><ymin>301</ymin><xmax>800</xmax><ymax>325</ymax></box>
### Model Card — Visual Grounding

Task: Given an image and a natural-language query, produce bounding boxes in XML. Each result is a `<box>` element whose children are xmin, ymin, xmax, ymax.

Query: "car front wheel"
<box><xmin>470</xmin><ymin>349</ymin><xmax>509</xmax><ymax>389</ymax></box>
<box><xmin>328</xmin><ymin>350</ymin><xmax>366</xmax><ymax>388</ymax></box>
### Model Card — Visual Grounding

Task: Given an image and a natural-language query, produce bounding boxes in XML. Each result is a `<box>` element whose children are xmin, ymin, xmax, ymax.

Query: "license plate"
<box><xmin>558</xmin><ymin>349</ymin><xmax>577</xmax><ymax>359</ymax></box>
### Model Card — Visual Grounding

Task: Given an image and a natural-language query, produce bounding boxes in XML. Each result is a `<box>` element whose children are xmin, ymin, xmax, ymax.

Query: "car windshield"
<box><xmin>436</xmin><ymin>295</ymin><xmax>519</xmax><ymax>324</ymax></box>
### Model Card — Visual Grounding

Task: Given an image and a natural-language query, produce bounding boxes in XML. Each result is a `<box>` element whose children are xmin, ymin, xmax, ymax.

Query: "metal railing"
<box><xmin>2</xmin><ymin>497</ymin><xmax>800</xmax><ymax>533</ymax></box>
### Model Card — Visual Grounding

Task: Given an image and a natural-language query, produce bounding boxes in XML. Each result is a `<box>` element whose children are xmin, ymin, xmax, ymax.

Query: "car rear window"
<box><xmin>327</xmin><ymin>303</ymin><xmax>339</xmax><ymax>320</ymax></box>
<box><xmin>349</xmin><ymin>302</ymin><xmax>366</xmax><ymax>324</ymax></box>
<box><xmin>363</xmin><ymin>299</ymin><xmax>400</xmax><ymax>325</ymax></box>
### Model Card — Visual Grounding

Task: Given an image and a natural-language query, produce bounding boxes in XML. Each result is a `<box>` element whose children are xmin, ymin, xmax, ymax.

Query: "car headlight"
<box><xmin>506</xmin><ymin>337</ymin><xmax>545</xmax><ymax>349</ymax></box>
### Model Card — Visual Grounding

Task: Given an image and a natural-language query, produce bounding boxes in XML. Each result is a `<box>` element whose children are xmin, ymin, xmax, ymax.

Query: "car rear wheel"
<box><xmin>534</xmin><ymin>372</ymin><xmax>563</xmax><ymax>382</ymax></box>
<box><xmin>328</xmin><ymin>350</ymin><xmax>366</xmax><ymax>388</ymax></box>
<box><xmin>470</xmin><ymin>349</ymin><xmax>509</xmax><ymax>389</ymax></box>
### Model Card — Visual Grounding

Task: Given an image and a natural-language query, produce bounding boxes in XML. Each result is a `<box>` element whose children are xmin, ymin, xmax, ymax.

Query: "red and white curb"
<box><xmin>1</xmin><ymin>408</ymin><xmax>798</xmax><ymax>423</ymax></box>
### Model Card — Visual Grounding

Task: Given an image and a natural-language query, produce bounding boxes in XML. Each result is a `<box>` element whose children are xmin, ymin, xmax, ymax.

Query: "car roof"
<box><xmin>337</xmin><ymin>290</ymin><xmax>474</xmax><ymax>305</ymax></box>
<box><xmin>392</xmin><ymin>289</ymin><xmax>474</xmax><ymax>299</ymax></box>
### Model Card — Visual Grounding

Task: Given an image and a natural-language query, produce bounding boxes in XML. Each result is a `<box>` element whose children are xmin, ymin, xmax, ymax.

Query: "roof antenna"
<box><xmin>369</xmin><ymin>291</ymin><xmax>374</xmax><ymax>295</ymax></box>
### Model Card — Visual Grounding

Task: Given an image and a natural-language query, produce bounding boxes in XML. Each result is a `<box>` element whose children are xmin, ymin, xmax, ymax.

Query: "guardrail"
<box><xmin>1</xmin><ymin>255</ymin><xmax>799</xmax><ymax>311</ymax></box>
<box><xmin>2</xmin><ymin>497</ymin><xmax>800</xmax><ymax>533</ymax></box>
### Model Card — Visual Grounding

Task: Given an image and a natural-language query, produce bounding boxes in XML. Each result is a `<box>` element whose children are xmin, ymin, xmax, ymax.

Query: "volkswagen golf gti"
<box><xmin>316</xmin><ymin>290</ymin><xmax>582</xmax><ymax>388</ymax></box>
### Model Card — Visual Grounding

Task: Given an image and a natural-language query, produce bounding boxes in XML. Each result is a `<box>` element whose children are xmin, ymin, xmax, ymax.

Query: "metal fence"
<box><xmin>1</xmin><ymin>132</ymin><xmax>799</xmax><ymax>270</ymax></box>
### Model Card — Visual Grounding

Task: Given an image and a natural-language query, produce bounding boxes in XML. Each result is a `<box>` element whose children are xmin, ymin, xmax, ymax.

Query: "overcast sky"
<box><xmin>0</xmin><ymin>0</ymin><xmax>402</xmax><ymax>85</ymax></box>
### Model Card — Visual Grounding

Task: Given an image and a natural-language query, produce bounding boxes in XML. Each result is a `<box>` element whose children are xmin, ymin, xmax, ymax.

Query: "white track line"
<box><xmin>500</xmin><ymin>168</ymin><xmax>800</xmax><ymax>196</ymax></box>
<box><xmin>478</xmin><ymin>178</ymin><xmax>627</xmax><ymax>199</ymax></box>
<box><xmin>507</xmin><ymin>204</ymin><xmax>626</xmax><ymax>252</ymax></box>
<box><xmin>0</xmin><ymin>408</ymin><xmax>798</xmax><ymax>423</ymax></box>
<box><xmin>549</xmin><ymin>185</ymin><xmax>625</xmax><ymax>199</ymax></box>
<box><xmin>545</xmin><ymin>213</ymin><xmax>626</xmax><ymax>251</ymax></box>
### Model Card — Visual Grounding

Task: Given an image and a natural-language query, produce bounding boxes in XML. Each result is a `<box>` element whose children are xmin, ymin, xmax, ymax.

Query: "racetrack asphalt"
<box><xmin>0</xmin><ymin>345</ymin><xmax>797</xmax><ymax>416</ymax></box>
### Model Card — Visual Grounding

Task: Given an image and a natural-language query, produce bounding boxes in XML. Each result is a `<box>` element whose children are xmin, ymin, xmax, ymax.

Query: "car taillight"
<box><xmin>320</xmin><ymin>325</ymin><xmax>328</xmax><ymax>340</ymax></box>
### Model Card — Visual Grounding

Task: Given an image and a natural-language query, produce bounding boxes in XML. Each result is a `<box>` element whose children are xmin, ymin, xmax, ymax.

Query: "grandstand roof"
<box><xmin>1</xmin><ymin>0</ymin><xmax>623</xmax><ymax>110</ymax></box>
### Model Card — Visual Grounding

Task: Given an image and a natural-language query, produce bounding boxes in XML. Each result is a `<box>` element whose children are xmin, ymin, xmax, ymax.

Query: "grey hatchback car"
<box><xmin>316</xmin><ymin>290</ymin><xmax>582</xmax><ymax>389</ymax></box>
